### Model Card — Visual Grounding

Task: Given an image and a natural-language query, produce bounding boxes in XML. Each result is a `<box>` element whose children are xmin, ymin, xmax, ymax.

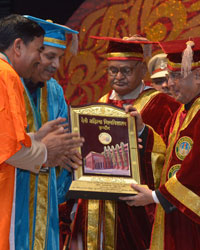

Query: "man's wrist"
<box><xmin>152</xmin><ymin>190</ymin><xmax>160</xmax><ymax>204</ymax></box>
<box><xmin>138</xmin><ymin>124</ymin><xmax>145</xmax><ymax>136</ymax></box>
<box><xmin>42</xmin><ymin>142</ymin><xmax>47</xmax><ymax>164</ymax></box>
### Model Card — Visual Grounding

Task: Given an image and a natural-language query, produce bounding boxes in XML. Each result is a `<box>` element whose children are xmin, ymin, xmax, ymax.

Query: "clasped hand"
<box><xmin>34</xmin><ymin>117</ymin><xmax>85</xmax><ymax>170</ymax></box>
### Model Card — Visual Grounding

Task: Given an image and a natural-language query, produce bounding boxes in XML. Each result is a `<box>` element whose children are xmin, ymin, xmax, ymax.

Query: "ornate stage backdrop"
<box><xmin>54</xmin><ymin>0</ymin><xmax>200</xmax><ymax>105</ymax></box>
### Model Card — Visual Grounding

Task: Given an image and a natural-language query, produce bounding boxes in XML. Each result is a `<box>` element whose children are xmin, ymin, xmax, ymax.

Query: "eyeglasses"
<box><xmin>166</xmin><ymin>70</ymin><xmax>200</xmax><ymax>82</ymax></box>
<box><xmin>107</xmin><ymin>66</ymin><xmax>134</xmax><ymax>77</ymax></box>
<box><xmin>167</xmin><ymin>72</ymin><xmax>184</xmax><ymax>81</ymax></box>
<box><xmin>152</xmin><ymin>77</ymin><xmax>167</xmax><ymax>85</ymax></box>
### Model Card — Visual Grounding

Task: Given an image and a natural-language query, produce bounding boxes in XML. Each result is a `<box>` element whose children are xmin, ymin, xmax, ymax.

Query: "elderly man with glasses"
<box><xmin>120</xmin><ymin>37</ymin><xmax>200</xmax><ymax>250</ymax></box>
<box><xmin>68</xmin><ymin>35</ymin><xmax>181</xmax><ymax>250</ymax></box>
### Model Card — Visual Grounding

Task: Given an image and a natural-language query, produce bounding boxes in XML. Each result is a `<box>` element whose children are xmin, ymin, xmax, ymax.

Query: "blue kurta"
<box><xmin>15</xmin><ymin>78</ymin><xmax>72</xmax><ymax>250</ymax></box>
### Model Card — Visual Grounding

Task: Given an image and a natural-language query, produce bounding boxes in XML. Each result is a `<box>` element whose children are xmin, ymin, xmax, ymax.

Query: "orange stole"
<box><xmin>0</xmin><ymin>59</ymin><xmax>31</xmax><ymax>250</ymax></box>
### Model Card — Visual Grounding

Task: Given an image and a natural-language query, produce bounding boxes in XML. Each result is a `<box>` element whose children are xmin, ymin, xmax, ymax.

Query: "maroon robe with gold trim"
<box><xmin>69</xmin><ymin>88</ymin><xmax>180</xmax><ymax>250</ymax></box>
<box><xmin>149</xmin><ymin>96</ymin><xmax>200</xmax><ymax>250</ymax></box>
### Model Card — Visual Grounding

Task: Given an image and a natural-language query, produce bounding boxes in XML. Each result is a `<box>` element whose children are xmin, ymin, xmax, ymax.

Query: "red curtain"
<box><xmin>55</xmin><ymin>0</ymin><xmax>200</xmax><ymax>105</ymax></box>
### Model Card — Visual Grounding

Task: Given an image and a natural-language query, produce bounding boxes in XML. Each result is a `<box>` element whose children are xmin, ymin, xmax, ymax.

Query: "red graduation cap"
<box><xmin>159</xmin><ymin>37</ymin><xmax>200</xmax><ymax>77</ymax></box>
<box><xmin>90</xmin><ymin>35</ymin><xmax>158</xmax><ymax>61</ymax></box>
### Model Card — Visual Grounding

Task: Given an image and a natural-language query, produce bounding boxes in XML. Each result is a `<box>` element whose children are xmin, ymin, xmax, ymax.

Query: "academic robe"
<box><xmin>149</xmin><ymin>96</ymin><xmax>200</xmax><ymax>250</ymax></box>
<box><xmin>69</xmin><ymin>88</ymin><xmax>180</xmax><ymax>250</ymax></box>
<box><xmin>0</xmin><ymin>59</ymin><xmax>31</xmax><ymax>250</ymax></box>
<box><xmin>14</xmin><ymin>78</ymin><xmax>72</xmax><ymax>250</ymax></box>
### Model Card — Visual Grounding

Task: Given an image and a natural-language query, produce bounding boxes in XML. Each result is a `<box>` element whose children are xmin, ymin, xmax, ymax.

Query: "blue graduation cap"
<box><xmin>24</xmin><ymin>15</ymin><xmax>79</xmax><ymax>52</ymax></box>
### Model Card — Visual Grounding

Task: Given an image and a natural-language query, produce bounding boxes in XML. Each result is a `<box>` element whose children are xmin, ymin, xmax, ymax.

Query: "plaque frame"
<box><xmin>67</xmin><ymin>103</ymin><xmax>142</xmax><ymax>200</ymax></box>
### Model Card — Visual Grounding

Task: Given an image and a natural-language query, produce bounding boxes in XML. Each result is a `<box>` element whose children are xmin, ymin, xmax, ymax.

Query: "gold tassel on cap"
<box><xmin>70</xmin><ymin>33</ymin><xmax>78</xmax><ymax>55</ymax></box>
<box><xmin>143</xmin><ymin>43</ymin><xmax>152</xmax><ymax>58</ymax></box>
<box><xmin>123</xmin><ymin>35</ymin><xmax>152</xmax><ymax>58</ymax></box>
<box><xmin>181</xmin><ymin>40</ymin><xmax>195</xmax><ymax>78</ymax></box>
<box><xmin>59</xmin><ymin>24</ymin><xmax>79</xmax><ymax>55</ymax></box>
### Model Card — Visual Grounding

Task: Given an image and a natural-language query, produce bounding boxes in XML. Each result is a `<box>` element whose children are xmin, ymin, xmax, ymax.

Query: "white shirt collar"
<box><xmin>109</xmin><ymin>81</ymin><xmax>152</xmax><ymax>100</ymax></box>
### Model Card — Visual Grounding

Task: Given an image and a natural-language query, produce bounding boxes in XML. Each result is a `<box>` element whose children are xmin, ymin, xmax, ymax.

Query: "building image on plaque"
<box><xmin>78</xmin><ymin>113</ymin><xmax>133</xmax><ymax>178</ymax></box>
<box><xmin>84</xmin><ymin>142</ymin><xmax>130</xmax><ymax>176</ymax></box>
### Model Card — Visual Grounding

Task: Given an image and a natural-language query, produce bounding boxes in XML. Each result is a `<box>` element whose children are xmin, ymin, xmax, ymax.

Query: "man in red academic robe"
<box><xmin>68</xmin><ymin>35</ymin><xmax>180</xmax><ymax>250</ymax></box>
<box><xmin>120</xmin><ymin>38</ymin><xmax>200</xmax><ymax>250</ymax></box>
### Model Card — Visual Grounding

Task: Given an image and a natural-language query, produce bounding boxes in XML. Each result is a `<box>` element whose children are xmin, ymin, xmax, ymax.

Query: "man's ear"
<box><xmin>13</xmin><ymin>38</ymin><xmax>23</xmax><ymax>57</ymax></box>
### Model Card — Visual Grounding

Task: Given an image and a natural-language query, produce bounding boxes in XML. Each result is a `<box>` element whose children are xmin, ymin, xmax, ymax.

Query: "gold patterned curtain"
<box><xmin>55</xmin><ymin>0</ymin><xmax>200</xmax><ymax>106</ymax></box>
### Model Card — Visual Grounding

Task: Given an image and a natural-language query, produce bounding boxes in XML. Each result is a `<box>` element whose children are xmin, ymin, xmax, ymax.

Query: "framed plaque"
<box><xmin>67</xmin><ymin>103</ymin><xmax>143</xmax><ymax>200</ymax></box>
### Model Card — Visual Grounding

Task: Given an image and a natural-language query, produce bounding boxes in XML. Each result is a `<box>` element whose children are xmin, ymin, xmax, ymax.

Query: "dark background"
<box><xmin>0</xmin><ymin>0</ymin><xmax>85</xmax><ymax>24</ymax></box>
